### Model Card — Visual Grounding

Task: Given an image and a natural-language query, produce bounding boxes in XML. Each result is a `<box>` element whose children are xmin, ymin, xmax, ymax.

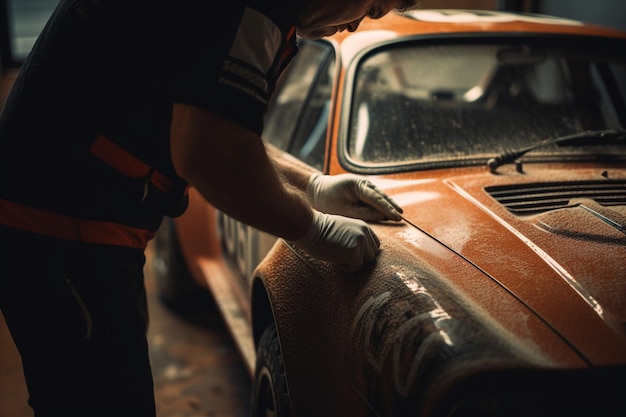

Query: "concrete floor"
<box><xmin>0</xmin><ymin>242</ymin><xmax>252</xmax><ymax>417</ymax></box>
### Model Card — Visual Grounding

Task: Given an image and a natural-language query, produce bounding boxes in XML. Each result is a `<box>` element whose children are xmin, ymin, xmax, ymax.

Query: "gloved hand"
<box><xmin>307</xmin><ymin>173</ymin><xmax>403</xmax><ymax>222</ymax></box>
<box><xmin>290</xmin><ymin>210</ymin><xmax>380</xmax><ymax>272</ymax></box>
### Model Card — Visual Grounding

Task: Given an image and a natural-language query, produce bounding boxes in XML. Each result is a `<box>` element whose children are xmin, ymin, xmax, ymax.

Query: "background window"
<box><xmin>6</xmin><ymin>0</ymin><xmax>58</xmax><ymax>62</ymax></box>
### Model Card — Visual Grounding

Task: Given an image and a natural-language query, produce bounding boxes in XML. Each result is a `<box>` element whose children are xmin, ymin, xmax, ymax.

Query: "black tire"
<box><xmin>253</xmin><ymin>323</ymin><xmax>291</xmax><ymax>417</ymax></box>
<box><xmin>152</xmin><ymin>217</ymin><xmax>214</xmax><ymax>312</ymax></box>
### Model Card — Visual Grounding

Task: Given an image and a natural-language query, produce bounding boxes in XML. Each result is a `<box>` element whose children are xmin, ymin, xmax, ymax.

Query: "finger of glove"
<box><xmin>362</xmin><ymin>225</ymin><xmax>380</xmax><ymax>259</ymax></box>
<box><xmin>351</xmin><ymin>224</ymin><xmax>380</xmax><ymax>270</ymax></box>
<box><xmin>367</xmin><ymin>182</ymin><xmax>403</xmax><ymax>213</ymax></box>
<box><xmin>338</xmin><ymin>228</ymin><xmax>379</xmax><ymax>272</ymax></box>
<box><xmin>320</xmin><ymin>215</ymin><xmax>380</xmax><ymax>271</ymax></box>
<box><xmin>330</xmin><ymin>215</ymin><xmax>379</xmax><ymax>254</ymax></box>
<box><xmin>309</xmin><ymin>174</ymin><xmax>402</xmax><ymax>221</ymax></box>
<box><xmin>309</xmin><ymin>176</ymin><xmax>368</xmax><ymax>216</ymax></box>
<box><xmin>343</xmin><ymin>205</ymin><xmax>390</xmax><ymax>222</ymax></box>
<box><xmin>357</xmin><ymin>182</ymin><xmax>403</xmax><ymax>221</ymax></box>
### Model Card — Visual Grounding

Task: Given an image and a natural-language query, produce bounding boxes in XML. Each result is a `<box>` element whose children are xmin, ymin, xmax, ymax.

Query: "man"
<box><xmin>0</xmin><ymin>0</ymin><xmax>416</xmax><ymax>415</ymax></box>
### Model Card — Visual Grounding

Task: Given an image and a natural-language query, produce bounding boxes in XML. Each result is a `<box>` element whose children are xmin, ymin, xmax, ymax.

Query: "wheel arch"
<box><xmin>251</xmin><ymin>275</ymin><xmax>276</xmax><ymax>351</ymax></box>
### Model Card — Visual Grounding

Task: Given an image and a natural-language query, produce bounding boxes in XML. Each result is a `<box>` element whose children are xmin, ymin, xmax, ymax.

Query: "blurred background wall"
<box><xmin>538</xmin><ymin>0</ymin><xmax>626</xmax><ymax>32</ymax></box>
<box><xmin>421</xmin><ymin>0</ymin><xmax>626</xmax><ymax>31</ymax></box>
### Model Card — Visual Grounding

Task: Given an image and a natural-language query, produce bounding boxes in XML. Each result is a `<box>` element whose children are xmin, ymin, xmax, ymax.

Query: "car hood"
<box><xmin>380</xmin><ymin>164</ymin><xmax>626</xmax><ymax>366</ymax></box>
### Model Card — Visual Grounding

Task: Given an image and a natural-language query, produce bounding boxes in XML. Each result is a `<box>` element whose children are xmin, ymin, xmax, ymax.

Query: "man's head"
<box><xmin>296</xmin><ymin>0</ymin><xmax>419</xmax><ymax>39</ymax></box>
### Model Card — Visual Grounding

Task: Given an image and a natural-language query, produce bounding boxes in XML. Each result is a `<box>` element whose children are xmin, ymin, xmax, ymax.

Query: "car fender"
<box><xmin>251</xmin><ymin>220</ymin><xmax>590</xmax><ymax>417</ymax></box>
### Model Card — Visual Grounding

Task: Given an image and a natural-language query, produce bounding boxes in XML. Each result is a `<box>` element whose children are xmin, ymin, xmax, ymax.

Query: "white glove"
<box><xmin>307</xmin><ymin>173</ymin><xmax>403</xmax><ymax>222</ymax></box>
<box><xmin>290</xmin><ymin>210</ymin><xmax>380</xmax><ymax>272</ymax></box>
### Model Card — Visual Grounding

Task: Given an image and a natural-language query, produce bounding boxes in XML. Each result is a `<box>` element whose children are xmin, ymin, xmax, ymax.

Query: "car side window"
<box><xmin>289</xmin><ymin>52</ymin><xmax>334</xmax><ymax>171</ymax></box>
<box><xmin>263</xmin><ymin>41</ymin><xmax>334</xmax><ymax>171</ymax></box>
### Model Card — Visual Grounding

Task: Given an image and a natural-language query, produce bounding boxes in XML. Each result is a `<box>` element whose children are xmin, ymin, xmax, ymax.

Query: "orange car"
<box><xmin>153</xmin><ymin>9</ymin><xmax>626</xmax><ymax>417</ymax></box>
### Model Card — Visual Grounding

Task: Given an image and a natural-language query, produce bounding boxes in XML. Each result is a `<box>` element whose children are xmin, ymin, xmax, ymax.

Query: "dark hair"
<box><xmin>395</xmin><ymin>0</ymin><xmax>420</xmax><ymax>13</ymax></box>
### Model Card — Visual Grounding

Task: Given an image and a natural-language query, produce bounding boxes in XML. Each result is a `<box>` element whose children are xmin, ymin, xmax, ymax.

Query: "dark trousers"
<box><xmin>0</xmin><ymin>226</ymin><xmax>156</xmax><ymax>417</ymax></box>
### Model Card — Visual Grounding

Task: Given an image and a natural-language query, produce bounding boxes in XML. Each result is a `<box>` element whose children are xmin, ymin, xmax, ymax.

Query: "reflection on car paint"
<box><xmin>351</xmin><ymin>268</ymin><xmax>453</xmax><ymax>398</ymax></box>
<box><xmin>391</xmin><ymin>191</ymin><xmax>440</xmax><ymax>208</ymax></box>
<box><xmin>397</xmin><ymin>226</ymin><xmax>452</xmax><ymax>260</ymax></box>
<box><xmin>408</xmin><ymin>9</ymin><xmax>582</xmax><ymax>26</ymax></box>
<box><xmin>448</xmin><ymin>180</ymin><xmax>606</xmax><ymax>319</ymax></box>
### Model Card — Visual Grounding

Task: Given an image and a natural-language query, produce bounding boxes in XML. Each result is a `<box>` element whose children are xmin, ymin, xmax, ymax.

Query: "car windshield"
<box><xmin>346</xmin><ymin>37</ymin><xmax>626</xmax><ymax>168</ymax></box>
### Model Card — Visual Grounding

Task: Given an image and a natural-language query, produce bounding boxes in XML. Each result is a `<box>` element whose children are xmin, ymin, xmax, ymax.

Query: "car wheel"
<box><xmin>253</xmin><ymin>323</ymin><xmax>291</xmax><ymax>417</ymax></box>
<box><xmin>153</xmin><ymin>217</ymin><xmax>213</xmax><ymax>312</ymax></box>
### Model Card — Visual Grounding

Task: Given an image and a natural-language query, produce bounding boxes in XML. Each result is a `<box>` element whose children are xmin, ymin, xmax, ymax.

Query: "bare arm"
<box><xmin>265</xmin><ymin>142</ymin><xmax>315</xmax><ymax>190</ymax></box>
<box><xmin>170</xmin><ymin>103</ymin><xmax>385</xmax><ymax>271</ymax></box>
<box><xmin>267</xmin><ymin>141</ymin><xmax>403</xmax><ymax>222</ymax></box>
<box><xmin>170</xmin><ymin>103</ymin><xmax>312</xmax><ymax>241</ymax></box>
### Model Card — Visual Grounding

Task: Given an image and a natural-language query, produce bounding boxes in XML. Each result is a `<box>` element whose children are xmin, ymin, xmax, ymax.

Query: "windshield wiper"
<box><xmin>487</xmin><ymin>128</ymin><xmax>626</xmax><ymax>173</ymax></box>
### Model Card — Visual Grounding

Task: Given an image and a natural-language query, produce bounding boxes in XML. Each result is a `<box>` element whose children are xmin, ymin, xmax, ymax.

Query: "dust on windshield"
<box><xmin>347</xmin><ymin>39</ymin><xmax>626</xmax><ymax>168</ymax></box>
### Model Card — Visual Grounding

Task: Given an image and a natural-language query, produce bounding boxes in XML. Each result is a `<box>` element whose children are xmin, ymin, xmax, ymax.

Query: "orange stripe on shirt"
<box><xmin>0</xmin><ymin>199</ymin><xmax>154</xmax><ymax>249</ymax></box>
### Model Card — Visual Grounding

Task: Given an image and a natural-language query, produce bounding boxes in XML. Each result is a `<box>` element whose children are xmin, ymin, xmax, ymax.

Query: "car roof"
<box><xmin>328</xmin><ymin>9</ymin><xmax>626</xmax><ymax>63</ymax></box>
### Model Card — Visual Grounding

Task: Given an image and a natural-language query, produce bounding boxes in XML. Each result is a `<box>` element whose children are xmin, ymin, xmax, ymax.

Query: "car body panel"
<box><xmin>391</xmin><ymin>166</ymin><xmax>626</xmax><ymax>365</ymax></box>
<box><xmin>164</xmin><ymin>9</ymin><xmax>626</xmax><ymax>417</ymax></box>
<box><xmin>173</xmin><ymin>188</ymin><xmax>263</xmax><ymax>371</ymax></box>
<box><xmin>255</xmin><ymin>172</ymin><xmax>625</xmax><ymax>417</ymax></box>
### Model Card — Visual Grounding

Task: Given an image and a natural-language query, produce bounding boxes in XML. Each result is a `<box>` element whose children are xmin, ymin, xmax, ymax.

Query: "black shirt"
<box><xmin>0</xmin><ymin>0</ymin><xmax>299</xmax><ymax>231</ymax></box>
